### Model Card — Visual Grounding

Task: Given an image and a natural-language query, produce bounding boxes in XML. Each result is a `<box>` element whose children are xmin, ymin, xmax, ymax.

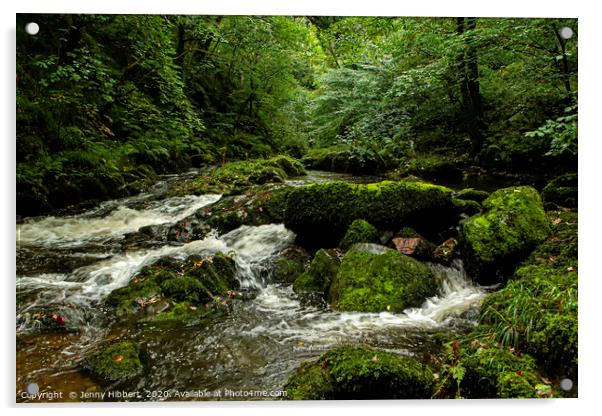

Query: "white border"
<box><xmin>2</xmin><ymin>1</ymin><xmax>600</xmax><ymax>416</ymax></box>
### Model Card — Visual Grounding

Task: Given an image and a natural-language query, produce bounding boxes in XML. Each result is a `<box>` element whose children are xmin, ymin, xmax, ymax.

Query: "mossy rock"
<box><xmin>85</xmin><ymin>341</ymin><xmax>143</xmax><ymax>384</ymax></box>
<box><xmin>266</xmin><ymin>155</ymin><xmax>306</xmax><ymax>176</ymax></box>
<box><xmin>284</xmin><ymin>180</ymin><xmax>456</xmax><ymax>248</ymax></box>
<box><xmin>271</xmin><ymin>246</ymin><xmax>309</xmax><ymax>284</ymax></box>
<box><xmin>454</xmin><ymin>188</ymin><xmax>490</xmax><ymax>203</ymax></box>
<box><xmin>328</xmin><ymin>244</ymin><xmax>437</xmax><ymax>312</ymax></box>
<box><xmin>339</xmin><ymin>219</ymin><xmax>380</xmax><ymax>250</ymax></box>
<box><xmin>205</xmin><ymin>185</ymin><xmax>292</xmax><ymax>234</ymax></box>
<box><xmin>284</xmin><ymin>346</ymin><xmax>434</xmax><ymax>400</ymax></box>
<box><xmin>169</xmin><ymin>156</ymin><xmax>305</xmax><ymax>197</ymax></box>
<box><xmin>397</xmin><ymin>155</ymin><xmax>465</xmax><ymax>183</ymax></box>
<box><xmin>105</xmin><ymin>252</ymin><xmax>238</xmax><ymax>319</ymax></box>
<box><xmin>302</xmin><ymin>146</ymin><xmax>385</xmax><ymax>174</ymax></box>
<box><xmin>293</xmin><ymin>249</ymin><xmax>340</xmax><ymax>295</ymax></box>
<box><xmin>452</xmin><ymin>198</ymin><xmax>481</xmax><ymax>216</ymax></box>
<box><xmin>461</xmin><ymin>346</ymin><xmax>537</xmax><ymax>398</ymax></box>
<box><xmin>459</xmin><ymin>186</ymin><xmax>550</xmax><ymax>284</ymax></box>
<box><xmin>541</xmin><ymin>173</ymin><xmax>577</xmax><ymax>209</ymax></box>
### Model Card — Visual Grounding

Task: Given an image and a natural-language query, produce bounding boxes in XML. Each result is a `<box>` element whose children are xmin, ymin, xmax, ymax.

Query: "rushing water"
<box><xmin>16</xmin><ymin>171</ymin><xmax>486</xmax><ymax>402</ymax></box>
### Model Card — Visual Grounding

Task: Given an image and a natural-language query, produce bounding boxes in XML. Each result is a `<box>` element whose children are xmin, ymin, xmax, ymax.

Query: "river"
<box><xmin>16</xmin><ymin>170</ymin><xmax>486</xmax><ymax>402</ymax></box>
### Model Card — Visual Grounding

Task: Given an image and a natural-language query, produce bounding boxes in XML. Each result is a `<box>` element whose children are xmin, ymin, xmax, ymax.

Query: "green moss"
<box><xmin>86</xmin><ymin>341</ymin><xmax>143</xmax><ymax>383</ymax></box>
<box><xmin>146</xmin><ymin>301</ymin><xmax>196</xmax><ymax>322</ymax></box>
<box><xmin>474</xmin><ymin>208</ymin><xmax>578</xmax><ymax>383</ymax></box>
<box><xmin>461</xmin><ymin>346</ymin><xmax>537</xmax><ymax>398</ymax></box>
<box><xmin>283</xmin><ymin>361</ymin><xmax>335</xmax><ymax>400</ymax></box>
<box><xmin>339</xmin><ymin>219</ymin><xmax>379</xmax><ymax>250</ymax></box>
<box><xmin>284</xmin><ymin>180</ymin><xmax>455</xmax><ymax>247</ymax></box>
<box><xmin>460</xmin><ymin>186</ymin><xmax>550</xmax><ymax>283</ymax></box>
<box><xmin>271</xmin><ymin>247</ymin><xmax>308</xmax><ymax>284</ymax></box>
<box><xmin>105</xmin><ymin>252</ymin><xmax>238</xmax><ymax>320</ymax></box>
<box><xmin>206</xmin><ymin>185</ymin><xmax>292</xmax><ymax>234</ymax></box>
<box><xmin>525</xmin><ymin>210</ymin><xmax>577</xmax><ymax>270</ymax></box>
<box><xmin>329</xmin><ymin>246</ymin><xmax>437</xmax><ymax>312</ymax></box>
<box><xmin>161</xmin><ymin>276</ymin><xmax>208</xmax><ymax>303</ymax></box>
<box><xmin>452</xmin><ymin>198</ymin><xmax>481</xmax><ymax>216</ymax></box>
<box><xmin>169</xmin><ymin>156</ymin><xmax>306</xmax><ymax>197</ymax></box>
<box><xmin>497</xmin><ymin>371</ymin><xmax>539</xmax><ymax>398</ymax></box>
<box><xmin>265</xmin><ymin>155</ymin><xmax>306</xmax><ymax>176</ymax></box>
<box><xmin>454</xmin><ymin>188</ymin><xmax>490</xmax><ymax>203</ymax></box>
<box><xmin>541</xmin><ymin>173</ymin><xmax>577</xmax><ymax>208</ymax></box>
<box><xmin>293</xmin><ymin>249</ymin><xmax>340</xmax><ymax>294</ymax></box>
<box><xmin>393</xmin><ymin>154</ymin><xmax>465</xmax><ymax>183</ymax></box>
<box><xmin>301</xmin><ymin>145</ymin><xmax>386</xmax><ymax>174</ymax></box>
<box><xmin>284</xmin><ymin>346</ymin><xmax>434</xmax><ymax>400</ymax></box>
<box><xmin>105</xmin><ymin>278</ymin><xmax>163</xmax><ymax>316</ymax></box>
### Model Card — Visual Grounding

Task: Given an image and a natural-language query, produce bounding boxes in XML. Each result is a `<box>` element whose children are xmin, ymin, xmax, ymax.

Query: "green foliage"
<box><xmin>476</xmin><ymin>210</ymin><xmax>577</xmax><ymax>379</ymax></box>
<box><xmin>432</xmin><ymin>341</ymin><xmax>465</xmax><ymax>399</ymax></box>
<box><xmin>461</xmin><ymin>345</ymin><xmax>538</xmax><ymax>398</ymax></box>
<box><xmin>525</xmin><ymin>105</ymin><xmax>577</xmax><ymax>157</ymax></box>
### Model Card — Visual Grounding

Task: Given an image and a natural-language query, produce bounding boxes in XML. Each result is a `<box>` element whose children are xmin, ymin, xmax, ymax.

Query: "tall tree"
<box><xmin>457</xmin><ymin>17</ymin><xmax>485</xmax><ymax>157</ymax></box>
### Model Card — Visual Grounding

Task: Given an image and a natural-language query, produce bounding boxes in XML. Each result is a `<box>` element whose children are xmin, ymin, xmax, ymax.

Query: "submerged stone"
<box><xmin>85</xmin><ymin>341</ymin><xmax>143</xmax><ymax>383</ymax></box>
<box><xmin>283</xmin><ymin>346</ymin><xmax>434</xmax><ymax>399</ymax></box>
<box><xmin>329</xmin><ymin>244</ymin><xmax>437</xmax><ymax>312</ymax></box>
<box><xmin>459</xmin><ymin>186</ymin><xmax>550</xmax><ymax>284</ymax></box>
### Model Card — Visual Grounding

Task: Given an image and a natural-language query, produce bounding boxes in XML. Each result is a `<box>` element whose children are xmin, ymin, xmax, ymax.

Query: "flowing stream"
<box><xmin>16</xmin><ymin>170</ymin><xmax>486</xmax><ymax>401</ymax></box>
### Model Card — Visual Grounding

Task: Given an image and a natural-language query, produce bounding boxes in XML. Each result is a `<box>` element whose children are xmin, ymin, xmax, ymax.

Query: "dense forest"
<box><xmin>16</xmin><ymin>14</ymin><xmax>577</xmax><ymax>402</ymax></box>
<box><xmin>17</xmin><ymin>14</ymin><xmax>576</xmax><ymax>215</ymax></box>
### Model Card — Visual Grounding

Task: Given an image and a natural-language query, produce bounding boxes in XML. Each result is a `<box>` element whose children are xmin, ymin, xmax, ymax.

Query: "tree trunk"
<box><xmin>457</xmin><ymin>17</ymin><xmax>485</xmax><ymax>157</ymax></box>
<box><xmin>552</xmin><ymin>23</ymin><xmax>572</xmax><ymax>102</ymax></box>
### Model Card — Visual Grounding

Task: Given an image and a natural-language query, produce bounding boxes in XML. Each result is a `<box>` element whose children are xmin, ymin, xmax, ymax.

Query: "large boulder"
<box><xmin>284</xmin><ymin>180</ymin><xmax>456</xmax><ymax>247</ymax></box>
<box><xmin>459</xmin><ymin>186</ymin><xmax>550</xmax><ymax>284</ymax></box>
<box><xmin>329</xmin><ymin>244</ymin><xmax>437</xmax><ymax>313</ymax></box>
<box><xmin>283</xmin><ymin>346</ymin><xmax>434</xmax><ymax>400</ymax></box>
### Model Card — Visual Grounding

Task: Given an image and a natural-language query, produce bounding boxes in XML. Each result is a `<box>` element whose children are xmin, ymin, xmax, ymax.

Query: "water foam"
<box><xmin>17</xmin><ymin>194</ymin><xmax>221</xmax><ymax>248</ymax></box>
